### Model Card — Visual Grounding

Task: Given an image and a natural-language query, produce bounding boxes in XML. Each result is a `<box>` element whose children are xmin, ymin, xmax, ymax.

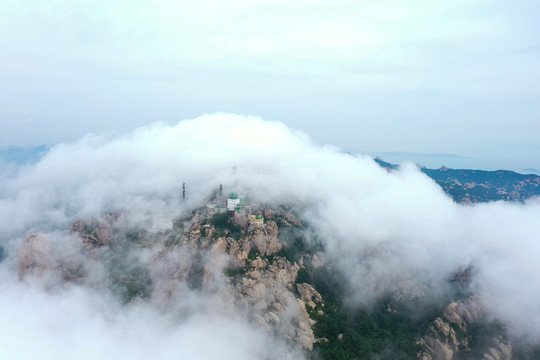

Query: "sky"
<box><xmin>0</xmin><ymin>0</ymin><xmax>539</xmax><ymax>171</ymax></box>
<box><xmin>2</xmin><ymin>114</ymin><xmax>540</xmax><ymax>359</ymax></box>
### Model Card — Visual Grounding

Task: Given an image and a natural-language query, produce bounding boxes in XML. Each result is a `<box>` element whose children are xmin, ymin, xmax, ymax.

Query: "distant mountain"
<box><xmin>375</xmin><ymin>158</ymin><xmax>540</xmax><ymax>203</ymax></box>
<box><xmin>0</xmin><ymin>145</ymin><xmax>50</xmax><ymax>165</ymax></box>
<box><xmin>377</xmin><ymin>151</ymin><xmax>471</xmax><ymax>159</ymax></box>
<box><xmin>523</xmin><ymin>168</ymin><xmax>540</xmax><ymax>175</ymax></box>
<box><xmin>373</xmin><ymin>156</ymin><xmax>398</xmax><ymax>170</ymax></box>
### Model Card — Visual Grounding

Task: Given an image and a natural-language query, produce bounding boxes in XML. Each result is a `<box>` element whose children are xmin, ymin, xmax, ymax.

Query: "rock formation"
<box><xmin>15</xmin><ymin>204</ymin><xmax>535</xmax><ymax>358</ymax></box>
<box><xmin>17</xmin><ymin>232</ymin><xmax>52</xmax><ymax>278</ymax></box>
<box><xmin>418</xmin><ymin>295</ymin><xmax>512</xmax><ymax>360</ymax></box>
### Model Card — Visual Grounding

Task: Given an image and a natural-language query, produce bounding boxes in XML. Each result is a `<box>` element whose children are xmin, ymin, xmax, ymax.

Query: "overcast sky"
<box><xmin>0</xmin><ymin>0</ymin><xmax>539</xmax><ymax>170</ymax></box>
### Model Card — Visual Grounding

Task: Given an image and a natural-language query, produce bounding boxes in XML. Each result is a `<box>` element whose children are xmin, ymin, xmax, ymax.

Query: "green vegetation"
<box><xmin>187</xmin><ymin>253</ymin><xmax>205</xmax><ymax>290</ymax></box>
<box><xmin>248</xmin><ymin>246</ymin><xmax>259</xmax><ymax>261</ymax></box>
<box><xmin>308</xmin><ymin>262</ymin><xmax>522</xmax><ymax>360</ymax></box>
<box><xmin>210</xmin><ymin>213</ymin><xmax>230</xmax><ymax>228</ymax></box>
<box><xmin>224</xmin><ymin>266</ymin><xmax>247</xmax><ymax>277</ymax></box>
<box><xmin>276</xmin><ymin>236</ymin><xmax>307</xmax><ymax>263</ymax></box>
<box><xmin>224</xmin><ymin>266</ymin><xmax>248</xmax><ymax>286</ymax></box>
<box><xmin>82</xmin><ymin>225</ymin><xmax>95</xmax><ymax>236</ymax></box>
<box><xmin>210</xmin><ymin>213</ymin><xmax>242</xmax><ymax>238</ymax></box>
<box><xmin>309</xmin><ymin>299</ymin><xmax>439</xmax><ymax>359</ymax></box>
<box><xmin>125</xmin><ymin>230</ymin><xmax>148</xmax><ymax>245</ymax></box>
<box><xmin>296</xmin><ymin>267</ymin><xmax>311</xmax><ymax>284</ymax></box>
<box><xmin>246</xmin><ymin>243</ymin><xmax>285</xmax><ymax>265</ymax></box>
<box><xmin>454</xmin><ymin>321</ymin><xmax>506</xmax><ymax>360</ymax></box>
<box><xmin>106</xmin><ymin>252</ymin><xmax>153</xmax><ymax>304</ymax></box>
<box><xmin>164</xmin><ymin>234</ymin><xmax>181</xmax><ymax>247</ymax></box>
<box><xmin>273</xmin><ymin>215</ymin><xmax>299</xmax><ymax>229</ymax></box>
<box><xmin>275</xmin><ymin>226</ymin><xmax>323</xmax><ymax>263</ymax></box>
<box><xmin>311</xmin><ymin>303</ymin><xmax>424</xmax><ymax>359</ymax></box>
<box><xmin>512</xmin><ymin>341</ymin><xmax>540</xmax><ymax>360</ymax></box>
<box><xmin>306</xmin><ymin>266</ymin><xmax>442</xmax><ymax>359</ymax></box>
<box><xmin>450</xmin><ymin>322</ymin><xmax>468</xmax><ymax>343</ymax></box>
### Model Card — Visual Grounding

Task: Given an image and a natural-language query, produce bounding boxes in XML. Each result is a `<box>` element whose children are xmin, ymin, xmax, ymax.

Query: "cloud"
<box><xmin>0</xmin><ymin>277</ymin><xmax>300</xmax><ymax>360</ymax></box>
<box><xmin>1</xmin><ymin>113</ymin><xmax>540</xmax><ymax>356</ymax></box>
<box><xmin>1</xmin><ymin>1</ymin><xmax>539</xmax><ymax>171</ymax></box>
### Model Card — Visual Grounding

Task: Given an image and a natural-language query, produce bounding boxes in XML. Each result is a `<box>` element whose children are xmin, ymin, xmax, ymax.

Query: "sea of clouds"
<box><xmin>1</xmin><ymin>113</ymin><xmax>539</xmax><ymax>358</ymax></box>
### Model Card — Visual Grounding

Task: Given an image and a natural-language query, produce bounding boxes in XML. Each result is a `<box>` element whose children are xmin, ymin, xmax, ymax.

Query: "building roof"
<box><xmin>229</xmin><ymin>192</ymin><xmax>239</xmax><ymax>199</ymax></box>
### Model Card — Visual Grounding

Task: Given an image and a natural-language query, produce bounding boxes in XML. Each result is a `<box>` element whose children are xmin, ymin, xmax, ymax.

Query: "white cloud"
<box><xmin>1</xmin><ymin>113</ymin><xmax>540</xmax><ymax>356</ymax></box>
<box><xmin>1</xmin><ymin>0</ymin><xmax>539</xmax><ymax>168</ymax></box>
<box><xmin>0</xmin><ymin>278</ymin><xmax>300</xmax><ymax>360</ymax></box>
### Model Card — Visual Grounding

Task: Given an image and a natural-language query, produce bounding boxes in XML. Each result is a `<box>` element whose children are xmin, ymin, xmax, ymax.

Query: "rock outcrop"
<box><xmin>235</xmin><ymin>255</ymin><xmax>316</xmax><ymax>348</ymax></box>
<box><xmin>17</xmin><ymin>232</ymin><xmax>53</xmax><ymax>278</ymax></box>
<box><xmin>144</xmin><ymin>206</ymin><xmax>317</xmax><ymax>350</ymax></box>
<box><xmin>251</xmin><ymin>220</ymin><xmax>281</xmax><ymax>256</ymax></box>
<box><xmin>297</xmin><ymin>283</ymin><xmax>323</xmax><ymax>309</ymax></box>
<box><xmin>18</xmin><ymin>203</ymin><xmax>526</xmax><ymax>358</ymax></box>
<box><xmin>70</xmin><ymin>213</ymin><xmax>122</xmax><ymax>249</ymax></box>
<box><xmin>418</xmin><ymin>295</ymin><xmax>511</xmax><ymax>360</ymax></box>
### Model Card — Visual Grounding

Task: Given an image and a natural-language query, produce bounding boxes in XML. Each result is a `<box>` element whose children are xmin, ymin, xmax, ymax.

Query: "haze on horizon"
<box><xmin>0</xmin><ymin>0</ymin><xmax>539</xmax><ymax>171</ymax></box>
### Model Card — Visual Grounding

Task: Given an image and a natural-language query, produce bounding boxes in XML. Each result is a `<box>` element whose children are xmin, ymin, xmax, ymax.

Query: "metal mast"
<box><xmin>182</xmin><ymin>182</ymin><xmax>186</xmax><ymax>201</ymax></box>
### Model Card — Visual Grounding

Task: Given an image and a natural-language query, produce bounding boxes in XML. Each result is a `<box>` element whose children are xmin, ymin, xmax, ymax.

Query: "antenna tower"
<box><xmin>182</xmin><ymin>182</ymin><xmax>186</xmax><ymax>201</ymax></box>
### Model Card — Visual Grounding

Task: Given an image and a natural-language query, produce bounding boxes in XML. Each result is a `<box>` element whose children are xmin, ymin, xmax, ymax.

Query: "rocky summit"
<box><xmin>16</xmin><ymin>202</ymin><xmax>540</xmax><ymax>359</ymax></box>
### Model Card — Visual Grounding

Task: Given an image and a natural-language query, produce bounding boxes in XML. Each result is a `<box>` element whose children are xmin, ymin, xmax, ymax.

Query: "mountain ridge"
<box><xmin>15</xmin><ymin>202</ymin><xmax>540</xmax><ymax>359</ymax></box>
<box><xmin>374</xmin><ymin>158</ymin><xmax>540</xmax><ymax>203</ymax></box>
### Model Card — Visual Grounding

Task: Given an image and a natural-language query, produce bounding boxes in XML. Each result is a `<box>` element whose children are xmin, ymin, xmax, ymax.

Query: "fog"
<box><xmin>0</xmin><ymin>278</ymin><xmax>299</xmax><ymax>360</ymax></box>
<box><xmin>1</xmin><ymin>113</ymin><xmax>540</xmax><ymax>358</ymax></box>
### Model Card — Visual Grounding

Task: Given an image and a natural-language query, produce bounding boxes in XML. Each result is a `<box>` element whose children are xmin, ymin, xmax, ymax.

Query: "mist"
<box><xmin>1</xmin><ymin>113</ymin><xmax>540</xmax><ymax>357</ymax></box>
<box><xmin>0</xmin><ymin>277</ymin><xmax>300</xmax><ymax>360</ymax></box>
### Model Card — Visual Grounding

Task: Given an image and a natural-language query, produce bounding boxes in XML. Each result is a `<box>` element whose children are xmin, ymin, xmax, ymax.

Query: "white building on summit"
<box><xmin>227</xmin><ymin>192</ymin><xmax>241</xmax><ymax>211</ymax></box>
